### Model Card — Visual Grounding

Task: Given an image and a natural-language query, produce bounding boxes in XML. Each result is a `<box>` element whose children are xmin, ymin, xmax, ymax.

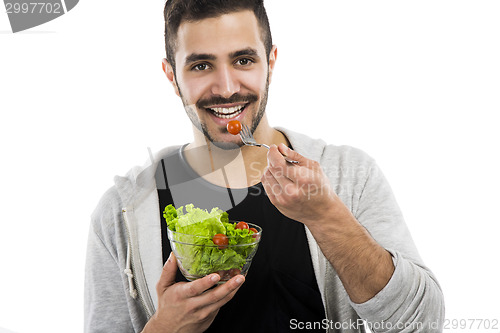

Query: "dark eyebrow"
<box><xmin>229</xmin><ymin>48</ymin><xmax>260</xmax><ymax>59</ymax></box>
<box><xmin>184</xmin><ymin>48</ymin><xmax>260</xmax><ymax>67</ymax></box>
<box><xmin>184</xmin><ymin>53</ymin><xmax>216</xmax><ymax>66</ymax></box>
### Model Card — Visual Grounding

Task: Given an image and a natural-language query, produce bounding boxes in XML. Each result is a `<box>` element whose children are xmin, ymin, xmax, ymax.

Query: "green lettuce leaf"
<box><xmin>176</xmin><ymin>204</ymin><xmax>226</xmax><ymax>237</ymax></box>
<box><xmin>163</xmin><ymin>204</ymin><xmax>259</xmax><ymax>277</ymax></box>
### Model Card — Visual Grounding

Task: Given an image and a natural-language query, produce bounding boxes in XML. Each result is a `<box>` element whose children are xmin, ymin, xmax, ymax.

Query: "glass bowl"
<box><xmin>167</xmin><ymin>222</ymin><xmax>262</xmax><ymax>283</ymax></box>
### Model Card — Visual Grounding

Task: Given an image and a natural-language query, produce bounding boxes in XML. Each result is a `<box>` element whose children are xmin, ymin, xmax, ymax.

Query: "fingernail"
<box><xmin>210</xmin><ymin>274</ymin><xmax>220</xmax><ymax>283</ymax></box>
<box><xmin>165</xmin><ymin>253</ymin><xmax>172</xmax><ymax>266</ymax></box>
<box><xmin>279</xmin><ymin>143</ymin><xmax>288</xmax><ymax>151</ymax></box>
<box><xmin>235</xmin><ymin>276</ymin><xmax>244</xmax><ymax>285</ymax></box>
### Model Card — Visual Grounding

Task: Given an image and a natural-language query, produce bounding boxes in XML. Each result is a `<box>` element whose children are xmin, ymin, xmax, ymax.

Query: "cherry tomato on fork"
<box><xmin>227</xmin><ymin>120</ymin><xmax>242</xmax><ymax>135</ymax></box>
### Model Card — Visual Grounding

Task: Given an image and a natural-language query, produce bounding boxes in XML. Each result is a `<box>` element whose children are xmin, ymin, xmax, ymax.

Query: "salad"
<box><xmin>164</xmin><ymin>204</ymin><xmax>261</xmax><ymax>280</ymax></box>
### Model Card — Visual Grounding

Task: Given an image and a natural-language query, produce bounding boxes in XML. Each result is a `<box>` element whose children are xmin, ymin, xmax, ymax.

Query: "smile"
<box><xmin>206</xmin><ymin>104</ymin><xmax>247</xmax><ymax>119</ymax></box>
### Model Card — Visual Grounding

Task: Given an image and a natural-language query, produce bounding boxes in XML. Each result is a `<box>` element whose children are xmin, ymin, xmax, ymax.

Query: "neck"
<box><xmin>184</xmin><ymin>115</ymin><xmax>290</xmax><ymax>188</ymax></box>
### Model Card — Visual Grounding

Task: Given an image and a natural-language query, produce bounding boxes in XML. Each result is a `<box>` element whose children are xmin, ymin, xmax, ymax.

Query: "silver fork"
<box><xmin>239</xmin><ymin>123</ymin><xmax>299</xmax><ymax>164</ymax></box>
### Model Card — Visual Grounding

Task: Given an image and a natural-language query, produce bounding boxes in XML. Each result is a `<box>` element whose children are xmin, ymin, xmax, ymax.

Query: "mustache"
<box><xmin>196</xmin><ymin>93</ymin><xmax>258</xmax><ymax>109</ymax></box>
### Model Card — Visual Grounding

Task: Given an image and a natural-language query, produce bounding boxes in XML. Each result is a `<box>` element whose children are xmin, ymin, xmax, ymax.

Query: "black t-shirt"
<box><xmin>156</xmin><ymin>146</ymin><xmax>325</xmax><ymax>332</ymax></box>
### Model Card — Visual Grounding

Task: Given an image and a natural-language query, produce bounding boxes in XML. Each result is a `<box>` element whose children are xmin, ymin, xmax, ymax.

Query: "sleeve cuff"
<box><xmin>349</xmin><ymin>249</ymin><xmax>415</xmax><ymax>322</ymax></box>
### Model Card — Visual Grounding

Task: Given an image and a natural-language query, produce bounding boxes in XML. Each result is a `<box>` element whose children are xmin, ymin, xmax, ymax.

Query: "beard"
<box><xmin>179</xmin><ymin>74</ymin><xmax>270</xmax><ymax>150</ymax></box>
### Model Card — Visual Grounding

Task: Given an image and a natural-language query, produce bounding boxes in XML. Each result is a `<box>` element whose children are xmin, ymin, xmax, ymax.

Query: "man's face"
<box><xmin>170</xmin><ymin>10</ymin><xmax>275</xmax><ymax>149</ymax></box>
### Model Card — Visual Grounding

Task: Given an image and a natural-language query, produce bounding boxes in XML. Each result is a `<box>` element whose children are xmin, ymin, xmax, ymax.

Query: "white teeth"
<box><xmin>212</xmin><ymin>109</ymin><xmax>243</xmax><ymax>119</ymax></box>
<box><xmin>209</xmin><ymin>105</ymin><xmax>245</xmax><ymax>114</ymax></box>
<box><xmin>208</xmin><ymin>104</ymin><xmax>246</xmax><ymax>119</ymax></box>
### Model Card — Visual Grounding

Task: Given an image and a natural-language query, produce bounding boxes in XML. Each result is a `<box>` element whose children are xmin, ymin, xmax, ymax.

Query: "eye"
<box><xmin>236</xmin><ymin>58</ymin><xmax>254</xmax><ymax>66</ymax></box>
<box><xmin>192</xmin><ymin>63</ymin><xmax>210</xmax><ymax>71</ymax></box>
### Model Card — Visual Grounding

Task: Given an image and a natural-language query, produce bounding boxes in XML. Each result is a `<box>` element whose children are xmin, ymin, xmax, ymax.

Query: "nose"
<box><xmin>211</xmin><ymin>65</ymin><xmax>240</xmax><ymax>98</ymax></box>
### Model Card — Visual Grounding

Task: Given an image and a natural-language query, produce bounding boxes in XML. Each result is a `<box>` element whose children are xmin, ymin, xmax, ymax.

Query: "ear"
<box><xmin>162</xmin><ymin>58</ymin><xmax>180</xmax><ymax>97</ymax></box>
<box><xmin>267</xmin><ymin>45</ymin><xmax>278</xmax><ymax>84</ymax></box>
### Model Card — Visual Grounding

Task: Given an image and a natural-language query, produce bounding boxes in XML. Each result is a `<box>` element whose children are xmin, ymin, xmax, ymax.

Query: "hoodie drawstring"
<box><xmin>124</xmin><ymin>243</ymin><xmax>138</xmax><ymax>299</ymax></box>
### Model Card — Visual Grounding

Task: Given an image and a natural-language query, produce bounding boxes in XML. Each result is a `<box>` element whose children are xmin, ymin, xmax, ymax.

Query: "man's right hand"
<box><xmin>142</xmin><ymin>252</ymin><xmax>245</xmax><ymax>333</ymax></box>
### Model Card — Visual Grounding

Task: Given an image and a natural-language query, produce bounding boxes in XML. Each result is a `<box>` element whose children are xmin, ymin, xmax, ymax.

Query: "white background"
<box><xmin>1</xmin><ymin>1</ymin><xmax>499</xmax><ymax>332</ymax></box>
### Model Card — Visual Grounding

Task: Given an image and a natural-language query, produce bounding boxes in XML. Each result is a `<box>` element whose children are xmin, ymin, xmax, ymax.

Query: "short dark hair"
<box><xmin>164</xmin><ymin>0</ymin><xmax>273</xmax><ymax>71</ymax></box>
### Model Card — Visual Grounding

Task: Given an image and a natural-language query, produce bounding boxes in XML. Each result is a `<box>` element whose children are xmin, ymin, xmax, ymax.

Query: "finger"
<box><xmin>202</xmin><ymin>282</ymin><xmax>241</xmax><ymax>316</ymax></box>
<box><xmin>198</xmin><ymin>275</ymin><xmax>245</xmax><ymax>310</ymax></box>
<box><xmin>279</xmin><ymin>143</ymin><xmax>320</xmax><ymax>172</ymax></box>
<box><xmin>181</xmin><ymin>273</ymin><xmax>221</xmax><ymax>298</ymax></box>
<box><xmin>267</xmin><ymin>145</ymin><xmax>288</xmax><ymax>169</ymax></box>
<box><xmin>156</xmin><ymin>252</ymin><xmax>178</xmax><ymax>293</ymax></box>
<box><xmin>267</xmin><ymin>145</ymin><xmax>297</xmax><ymax>183</ymax></box>
<box><xmin>275</xmin><ymin>144</ymin><xmax>322</xmax><ymax>186</ymax></box>
<box><xmin>263</xmin><ymin>165</ymin><xmax>291</xmax><ymax>196</ymax></box>
<box><xmin>268</xmin><ymin>146</ymin><xmax>305</xmax><ymax>186</ymax></box>
<box><xmin>267</xmin><ymin>163</ymin><xmax>295</xmax><ymax>189</ymax></box>
<box><xmin>278</xmin><ymin>143</ymin><xmax>309</xmax><ymax>165</ymax></box>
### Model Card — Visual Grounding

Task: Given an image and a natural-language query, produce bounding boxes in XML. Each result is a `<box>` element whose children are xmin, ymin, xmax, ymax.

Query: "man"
<box><xmin>85</xmin><ymin>0</ymin><xmax>445</xmax><ymax>332</ymax></box>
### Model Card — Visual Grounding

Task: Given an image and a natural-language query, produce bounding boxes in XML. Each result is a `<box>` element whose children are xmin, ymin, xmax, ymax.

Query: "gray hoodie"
<box><xmin>85</xmin><ymin>128</ymin><xmax>445</xmax><ymax>333</ymax></box>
